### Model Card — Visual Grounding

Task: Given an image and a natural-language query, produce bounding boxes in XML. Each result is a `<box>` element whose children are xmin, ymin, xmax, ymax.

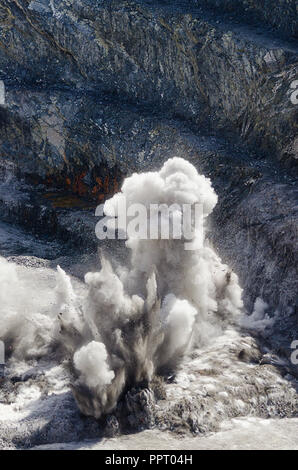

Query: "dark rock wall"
<box><xmin>0</xmin><ymin>0</ymin><xmax>297</xmax><ymax>168</ymax></box>
<box><xmin>193</xmin><ymin>0</ymin><xmax>298</xmax><ymax>39</ymax></box>
<box><xmin>0</xmin><ymin>0</ymin><xmax>297</xmax><ymax>352</ymax></box>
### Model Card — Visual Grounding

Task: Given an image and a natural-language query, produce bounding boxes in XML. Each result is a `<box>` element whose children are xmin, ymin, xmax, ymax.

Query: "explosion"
<box><xmin>0</xmin><ymin>158</ymin><xmax>243</xmax><ymax>419</ymax></box>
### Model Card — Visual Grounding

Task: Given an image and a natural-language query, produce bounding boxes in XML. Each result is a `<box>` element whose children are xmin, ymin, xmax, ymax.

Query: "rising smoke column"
<box><xmin>0</xmin><ymin>257</ymin><xmax>58</xmax><ymax>359</ymax></box>
<box><xmin>0</xmin><ymin>158</ymin><xmax>244</xmax><ymax>419</ymax></box>
<box><xmin>57</xmin><ymin>157</ymin><xmax>244</xmax><ymax>418</ymax></box>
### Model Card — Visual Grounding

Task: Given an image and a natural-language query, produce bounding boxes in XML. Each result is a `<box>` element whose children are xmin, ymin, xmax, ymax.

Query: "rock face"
<box><xmin>0</xmin><ymin>1</ymin><xmax>297</xmax><ymax>371</ymax></box>
<box><xmin>0</xmin><ymin>0</ymin><xmax>297</xmax><ymax>170</ymax></box>
<box><xmin>193</xmin><ymin>0</ymin><xmax>298</xmax><ymax>39</ymax></box>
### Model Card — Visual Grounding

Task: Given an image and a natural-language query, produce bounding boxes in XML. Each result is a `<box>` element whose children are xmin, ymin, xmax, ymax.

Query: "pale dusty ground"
<box><xmin>33</xmin><ymin>418</ymin><xmax>298</xmax><ymax>450</ymax></box>
<box><xmin>0</xmin><ymin>222</ymin><xmax>297</xmax><ymax>450</ymax></box>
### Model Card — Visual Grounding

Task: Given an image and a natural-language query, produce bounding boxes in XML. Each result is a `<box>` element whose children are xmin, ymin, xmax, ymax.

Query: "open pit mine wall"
<box><xmin>193</xmin><ymin>0</ymin><xmax>297</xmax><ymax>39</ymax></box>
<box><xmin>0</xmin><ymin>0</ymin><xmax>297</xmax><ymax>181</ymax></box>
<box><xmin>0</xmin><ymin>1</ymin><xmax>297</xmax><ymax>358</ymax></box>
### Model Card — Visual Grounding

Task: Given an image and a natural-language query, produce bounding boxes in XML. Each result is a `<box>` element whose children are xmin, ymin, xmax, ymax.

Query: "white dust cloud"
<box><xmin>0</xmin><ymin>158</ymin><xmax>245</xmax><ymax>419</ymax></box>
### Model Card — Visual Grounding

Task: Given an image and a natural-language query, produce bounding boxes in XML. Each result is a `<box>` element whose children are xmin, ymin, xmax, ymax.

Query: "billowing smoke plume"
<box><xmin>58</xmin><ymin>157</ymin><xmax>244</xmax><ymax>418</ymax></box>
<box><xmin>0</xmin><ymin>158</ymin><xmax>244</xmax><ymax>419</ymax></box>
<box><xmin>0</xmin><ymin>257</ymin><xmax>57</xmax><ymax>359</ymax></box>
